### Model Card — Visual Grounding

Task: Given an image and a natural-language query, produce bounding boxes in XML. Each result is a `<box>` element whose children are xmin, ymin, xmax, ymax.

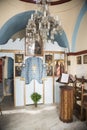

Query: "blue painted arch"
<box><xmin>0</xmin><ymin>10</ymin><xmax>69</xmax><ymax>49</ymax></box>
<box><xmin>0</xmin><ymin>10</ymin><xmax>35</xmax><ymax>44</ymax></box>
<box><xmin>71</xmin><ymin>0</ymin><xmax>87</xmax><ymax>52</ymax></box>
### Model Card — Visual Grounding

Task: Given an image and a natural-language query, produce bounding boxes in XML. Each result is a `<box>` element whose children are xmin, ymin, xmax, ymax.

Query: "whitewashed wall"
<box><xmin>0</xmin><ymin>52</ymin><xmax>14</xmax><ymax>59</ymax></box>
<box><xmin>67</xmin><ymin>54</ymin><xmax>87</xmax><ymax>78</ymax></box>
<box><xmin>0</xmin><ymin>38</ymin><xmax>25</xmax><ymax>51</ymax></box>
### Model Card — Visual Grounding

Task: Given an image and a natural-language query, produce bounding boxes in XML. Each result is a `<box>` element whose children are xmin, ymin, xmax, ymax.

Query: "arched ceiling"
<box><xmin>71</xmin><ymin>0</ymin><xmax>87</xmax><ymax>51</ymax></box>
<box><xmin>0</xmin><ymin>10</ymin><xmax>69</xmax><ymax>48</ymax></box>
<box><xmin>0</xmin><ymin>0</ymin><xmax>72</xmax><ymax>49</ymax></box>
<box><xmin>0</xmin><ymin>10</ymin><xmax>34</xmax><ymax>45</ymax></box>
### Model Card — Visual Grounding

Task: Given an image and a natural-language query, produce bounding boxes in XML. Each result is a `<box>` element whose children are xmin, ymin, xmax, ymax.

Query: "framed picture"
<box><xmin>25</xmin><ymin>37</ymin><xmax>43</xmax><ymax>56</ymax></box>
<box><xmin>15</xmin><ymin>54</ymin><xmax>24</xmax><ymax>63</ymax></box>
<box><xmin>60</xmin><ymin>73</ymin><xmax>69</xmax><ymax>83</ymax></box>
<box><xmin>45</xmin><ymin>54</ymin><xmax>53</xmax><ymax>64</ymax></box>
<box><xmin>67</xmin><ymin>60</ymin><xmax>71</xmax><ymax>66</ymax></box>
<box><xmin>83</xmin><ymin>55</ymin><xmax>87</xmax><ymax>64</ymax></box>
<box><xmin>46</xmin><ymin>65</ymin><xmax>53</xmax><ymax>76</ymax></box>
<box><xmin>15</xmin><ymin>66</ymin><xmax>22</xmax><ymax>77</ymax></box>
<box><xmin>77</xmin><ymin>56</ymin><xmax>81</xmax><ymax>64</ymax></box>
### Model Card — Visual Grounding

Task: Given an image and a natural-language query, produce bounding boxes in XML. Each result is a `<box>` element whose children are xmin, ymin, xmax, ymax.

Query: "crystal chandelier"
<box><xmin>26</xmin><ymin>0</ymin><xmax>63</xmax><ymax>45</ymax></box>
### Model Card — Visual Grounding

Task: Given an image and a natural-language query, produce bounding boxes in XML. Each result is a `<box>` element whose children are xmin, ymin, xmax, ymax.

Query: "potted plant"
<box><xmin>31</xmin><ymin>92</ymin><xmax>41</xmax><ymax>107</ymax></box>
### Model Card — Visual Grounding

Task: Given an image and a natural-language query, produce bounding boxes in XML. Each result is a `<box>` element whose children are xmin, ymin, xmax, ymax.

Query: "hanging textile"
<box><xmin>3</xmin><ymin>56</ymin><xmax>13</xmax><ymax>79</ymax></box>
<box><xmin>21</xmin><ymin>57</ymin><xmax>46</xmax><ymax>84</ymax></box>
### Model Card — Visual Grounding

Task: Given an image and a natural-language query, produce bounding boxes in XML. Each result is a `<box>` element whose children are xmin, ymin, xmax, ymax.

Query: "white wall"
<box><xmin>76</xmin><ymin>12</ymin><xmax>87</xmax><ymax>52</ymax></box>
<box><xmin>0</xmin><ymin>38</ymin><xmax>25</xmax><ymax>51</ymax></box>
<box><xmin>67</xmin><ymin>54</ymin><xmax>87</xmax><ymax>78</ymax></box>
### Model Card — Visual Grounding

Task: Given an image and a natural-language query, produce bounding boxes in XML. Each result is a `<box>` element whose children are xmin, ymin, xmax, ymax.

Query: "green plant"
<box><xmin>31</xmin><ymin>92</ymin><xmax>41</xmax><ymax>107</ymax></box>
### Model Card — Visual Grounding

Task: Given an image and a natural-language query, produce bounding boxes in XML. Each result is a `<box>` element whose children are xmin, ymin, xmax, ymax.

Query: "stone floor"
<box><xmin>0</xmin><ymin>104</ymin><xmax>87</xmax><ymax>130</ymax></box>
<box><xmin>0</xmin><ymin>96</ymin><xmax>87</xmax><ymax>130</ymax></box>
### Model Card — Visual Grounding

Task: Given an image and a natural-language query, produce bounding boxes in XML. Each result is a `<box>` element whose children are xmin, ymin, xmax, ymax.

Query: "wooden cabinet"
<box><xmin>59</xmin><ymin>86</ymin><xmax>73</xmax><ymax>122</ymax></box>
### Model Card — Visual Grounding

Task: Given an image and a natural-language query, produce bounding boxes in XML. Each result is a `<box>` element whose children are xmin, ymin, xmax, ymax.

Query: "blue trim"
<box><xmin>71</xmin><ymin>0</ymin><xmax>87</xmax><ymax>52</ymax></box>
<box><xmin>54</xmin><ymin>31</ymin><xmax>69</xmax><ymax>49</ymax></box>
<box><xmin>0</xmin><ymin>10</ymin><xmax>69</xmax><ymax>49</ymax></box>
<box><xmin>0</xmin><ymin>10</ymin><xmax>35</xmax><ymax>44</ymax></box>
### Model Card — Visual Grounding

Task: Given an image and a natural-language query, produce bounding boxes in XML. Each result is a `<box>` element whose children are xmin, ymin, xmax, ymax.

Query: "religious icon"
<box><xmin>54</xmin><ymin>60</ymin><xmax>64</xmax><ymax>77</ymax></box>
<box><xmin>45</xmin><ymin>54</ymin><xmax>53</xmax><ymax>64</ymax></box>
<box><xmin>25</xmin><ymin>34</ymin><xmax>43</xmax><ymax>56</ymax></box>
<box><xmin>46</xmin><ymin>65</ymin><xmax>53</xmax><ymax>76</ymax></box>
<box><xmin>15</xmin><ymin>54</ymin><xmax>24</xmax><ymax>63</ymax></box>
<box><xmin>15</xmin><ymin>66</ymin><xmax>22</xmax><ymax>77</ymax></box>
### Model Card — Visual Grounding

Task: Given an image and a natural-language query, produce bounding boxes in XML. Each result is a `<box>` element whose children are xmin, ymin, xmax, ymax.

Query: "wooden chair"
<box><xmin>82</xmin><ymin>93</ymin><xmax>87</xmax><ymax>124</ymax></box>
<box><xmin>74</xmin><ymin>76</ymin><xmax>87</xmax><ymax>121</ymax></box>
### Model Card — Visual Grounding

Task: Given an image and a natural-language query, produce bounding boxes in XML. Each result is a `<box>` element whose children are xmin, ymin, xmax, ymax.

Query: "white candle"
<box><xmin>45</xmin><ymin>5</ymin><xmax>48</xmax><ymax>10</ymax></box>
<box><xmin>48</xmin><ymin>22</ymin><xmax>50</xmax><ymax>29</ymax></box>
<box><xmin>39</xmin><ymin>22</ymin><xmax>41</xmax><ymax>29</ymax></box>
<box><xmin>31</xmin><ymin>14</ymin><xmax>33</xmax><ymax>20</ymax></box>
<box><xmin>56</xmin><ymin>16</ymin><xmax>59</xmax><ymax>21</ymax></box>
<box><xmin>35</xmin><ymin>10</ymin><xmax>37</xmax><ymax>14</ymax></box>
<box><xmin>44</xmin><ymin>11</ymin><xmax>46</xmax><ymax>17</ymax></box>
<box><xmin>59</xmin><ymin>21</ymin><xmax>61</xmax><ymax>26</ymax></box>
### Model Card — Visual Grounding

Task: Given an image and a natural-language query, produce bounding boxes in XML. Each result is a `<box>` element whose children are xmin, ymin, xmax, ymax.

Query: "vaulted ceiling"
<box><xmin>0</xmin><ymin>10</ymin><xmax>69</xmax><ymax>48</ymax></box>
<box><xmin>0</xmin><ymin>0</ymin><xmax>85</xmax><ymax>51</ymax></box>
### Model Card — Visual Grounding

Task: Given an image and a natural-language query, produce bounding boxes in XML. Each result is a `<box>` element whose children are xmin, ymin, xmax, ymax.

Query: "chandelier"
<box><xmin>26</xmin><ymin>0</ymin><xmax>63</xmax><ymax>45</ymax></box>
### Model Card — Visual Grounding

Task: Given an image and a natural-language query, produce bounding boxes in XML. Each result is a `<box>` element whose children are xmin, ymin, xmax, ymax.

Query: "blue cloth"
<box><xmin>21</xmin><ymin>57</ymin><xmax>46</xmax><ymax>84</ymax></box>
<box><xmin>8</xmin><ymin>57</ymin><xmax>14</xmax><ymax>78</ymax></box>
